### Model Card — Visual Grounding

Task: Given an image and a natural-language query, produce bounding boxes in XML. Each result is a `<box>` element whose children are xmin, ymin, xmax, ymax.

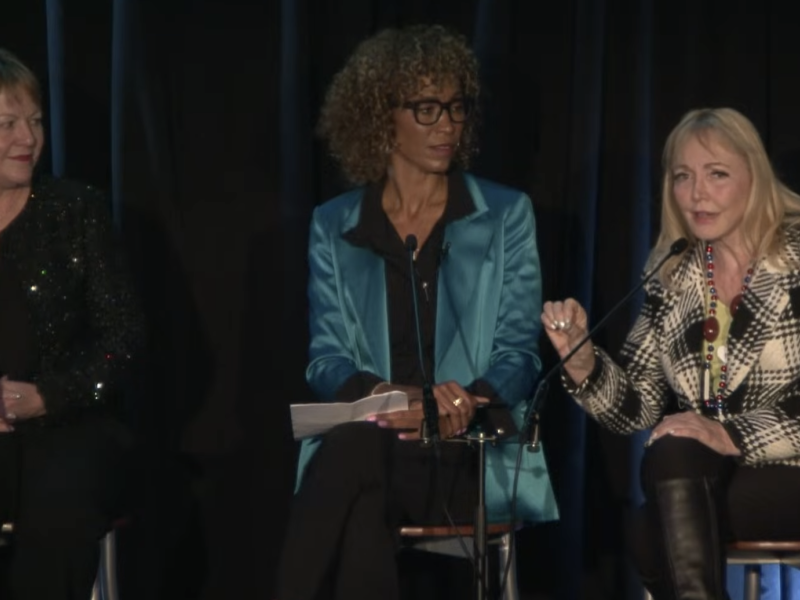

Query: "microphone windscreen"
<box><xmin>670</xmin><ymin>237</ymin><xmax>689</xmax><ymax>255</ymax></box>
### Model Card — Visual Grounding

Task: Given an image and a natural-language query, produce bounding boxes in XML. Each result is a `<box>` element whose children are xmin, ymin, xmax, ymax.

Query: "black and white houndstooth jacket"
<box><xmin>571</xmin><ymin>228</ymin><xmax>800</xmax><ymax>467</ymax></box>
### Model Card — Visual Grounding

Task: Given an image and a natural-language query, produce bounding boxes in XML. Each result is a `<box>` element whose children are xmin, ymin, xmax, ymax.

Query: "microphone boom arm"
<box><xmin>524</xmin><ymin>237</ymin><xmax>689</xmax><ymax>447</ymax></box>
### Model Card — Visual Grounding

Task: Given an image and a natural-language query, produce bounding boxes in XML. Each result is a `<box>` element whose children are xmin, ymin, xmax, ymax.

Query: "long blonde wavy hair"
<box><xmin>656</xmin><ymin>107</ymin><xmax>800</xmax><ymax>285</ymax></box>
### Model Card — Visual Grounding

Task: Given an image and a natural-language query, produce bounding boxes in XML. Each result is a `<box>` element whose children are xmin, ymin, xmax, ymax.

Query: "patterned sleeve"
<box><xmin>568</xmin><ymin>284</ymin><xmax>673</xmax><ymax>433</ymax></box>
<box><xmin>723</xmin><ymin>382</ymin><xmax>800</xmax><ymax>465</ymax></box>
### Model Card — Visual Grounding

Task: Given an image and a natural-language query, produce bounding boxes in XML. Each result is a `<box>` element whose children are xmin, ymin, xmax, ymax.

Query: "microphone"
<box><xmin>405</xmin><ymin>234</ymin><xmax>440</xmax><ymax>446</ymax></box>
<box><xmin>524</xmin><ymin>237</ymin><xmax>689</xmax><ymax>449</ymax></box>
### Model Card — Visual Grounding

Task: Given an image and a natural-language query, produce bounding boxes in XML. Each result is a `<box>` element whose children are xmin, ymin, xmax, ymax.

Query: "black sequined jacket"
<box><xmin>0</xmin><ymin>175</ymin><xmax>144</xmax><ymax>422</ymax></box>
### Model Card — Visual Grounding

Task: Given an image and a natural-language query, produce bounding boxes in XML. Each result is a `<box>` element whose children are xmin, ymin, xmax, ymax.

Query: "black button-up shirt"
<box><xmin>335</xmin><ymin>171</ymin><xmax>498</xmax><ymax>403</ymax></box>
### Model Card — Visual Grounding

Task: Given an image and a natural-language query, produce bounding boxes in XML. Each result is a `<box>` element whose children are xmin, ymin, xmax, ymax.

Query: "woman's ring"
<box><xmin>452</xmin><ymin>397</ymin><xmax>464</xmax><ymax>407</ymax></box>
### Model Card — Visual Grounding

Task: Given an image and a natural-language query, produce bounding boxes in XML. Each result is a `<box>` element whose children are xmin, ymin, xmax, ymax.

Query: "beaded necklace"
<box><xmin>702</xmin><ymin>243</ymin><xmax>754</xmax><ymax>414</ymax></box>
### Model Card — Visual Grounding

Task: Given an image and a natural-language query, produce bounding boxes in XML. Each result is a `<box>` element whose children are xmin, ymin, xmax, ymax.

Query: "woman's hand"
<box><xmin>541</xmin><ymin>298</ymin><xmax>595</xmax><ymax>386</ymax></box>
<box><xmin>646</xmin><ymin>411</ymin><xmax>741</xmax><ymax>456</ymax></box>
<box><xmin>369</xmin><ymin>380</ymin><xmax>489</xmax><ymax>439</ymax></box>
<box><xmin>431</xmin><ymin>381</ymin><xmax>487</xmax><ymax>435</ymax></box>
<box><xmin>371</xmin><ymin>382</ymin><xmax>423</xmax><ymax>405</ymax></box>
<box><xmin>0</xmin><ymin>376</ymin><xmax>47</xmax><ymax>432</ymax></box>
<box><xmin>367</xmin><ymin>406</ymin><xmax>459</xmax><ymax>439</ymax></box>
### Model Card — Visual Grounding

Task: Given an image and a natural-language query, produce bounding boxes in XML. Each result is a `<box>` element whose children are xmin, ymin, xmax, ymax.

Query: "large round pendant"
<box><xmin>703</xmin><ymin>316</ymin><xmax>720</xmax><ymax>342</ymax></box>
<box><xmin>730</xmin><ymin>294</ymin><xmax>743</xmax><ymax>315</ymax></box>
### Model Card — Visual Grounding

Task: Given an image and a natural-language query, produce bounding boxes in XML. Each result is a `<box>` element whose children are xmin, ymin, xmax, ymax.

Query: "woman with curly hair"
<box><xmin>275</xmin><ymin>24</ymin><xmax>555</xmax><ymax>600</ymax></box>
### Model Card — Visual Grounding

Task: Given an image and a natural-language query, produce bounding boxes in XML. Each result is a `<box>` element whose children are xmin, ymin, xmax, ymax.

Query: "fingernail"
<box><xmin>398</xmin><ymin>433</ymin><xmax>408</xmax><ymax>440</ymax></box>
<box><xmin>644</xmin><ymin>438</ymin><xmax>653</xmax><ymax>448</ymax></box>
<box><xmin>366</xmin><ymin>416</ymin><xmax>377</xmax><ymax>422</ymax></box>
<box><xmin>377</xmin><ymin>420</ymin><xmax>389</xmax><ymax>428</ymax></box>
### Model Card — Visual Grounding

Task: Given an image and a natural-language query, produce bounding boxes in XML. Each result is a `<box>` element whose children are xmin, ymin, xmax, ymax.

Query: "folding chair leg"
<box><xmin>96</xmin><ymin>529</ymin><xmax>120</xmax><ymax>600</ymax></box>
<box><xmin>496</xmin><ymin>532</ymin><xmax>520</xmax><ymax>600</ymax></box>
<box><xmin>744</xmin><ymin>564</ymin><xmax>760</xmax><ymax>600</ymax></box>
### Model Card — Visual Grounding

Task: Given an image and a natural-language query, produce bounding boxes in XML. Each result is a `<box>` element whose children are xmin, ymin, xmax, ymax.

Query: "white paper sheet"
<box><xmin>290</xmin><ymin>391</ymin><xmax>409</xmax><ymax>440</ymax></box>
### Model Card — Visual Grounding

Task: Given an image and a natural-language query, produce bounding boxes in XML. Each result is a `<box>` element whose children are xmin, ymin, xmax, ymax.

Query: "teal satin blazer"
<box><xmin>296</xmin><ymin>174</ymin><xmax>558</xmax><ymax>524</ymax></box>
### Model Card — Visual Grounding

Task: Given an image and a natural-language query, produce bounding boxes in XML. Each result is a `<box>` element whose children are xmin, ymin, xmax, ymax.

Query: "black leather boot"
<box><xmin>654</xmin><ymin>477</ymin><xmax>727</xmax><ymax>600</ymax></box>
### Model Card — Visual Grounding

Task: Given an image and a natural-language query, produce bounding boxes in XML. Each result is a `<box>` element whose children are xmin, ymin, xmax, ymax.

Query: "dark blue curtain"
<box><xmin>4</xmin><ymin>0</ymin><xmax>800</xmax><ymax>598</ymax></box>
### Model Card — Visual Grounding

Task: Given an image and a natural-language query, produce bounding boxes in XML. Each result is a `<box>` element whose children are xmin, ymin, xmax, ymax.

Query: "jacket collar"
<box><xmin>663</xmin><ymin>234</ymin><xmax>800</xmax><ymax>406</ymax></box>
<box><xmin>331</xmin><ymin>173</ymin><xmax>495</xmax><ymax>379</ymax></box>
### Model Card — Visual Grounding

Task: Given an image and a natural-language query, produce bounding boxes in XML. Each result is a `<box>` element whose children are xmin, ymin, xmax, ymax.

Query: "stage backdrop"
<box><xmin>3</xmin><ymin>0</ymin><xmax>800</xmax><ymax>598</ymax></box>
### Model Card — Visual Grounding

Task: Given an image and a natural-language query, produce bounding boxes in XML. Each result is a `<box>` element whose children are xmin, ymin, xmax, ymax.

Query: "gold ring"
<box><xmin>452</xmin><ymin>397</ymin><xmax>464</xmax><ymax>407</ymax></box>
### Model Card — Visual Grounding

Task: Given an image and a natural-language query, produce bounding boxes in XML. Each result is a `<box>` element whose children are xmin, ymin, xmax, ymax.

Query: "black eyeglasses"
<box><xmin>401</xmin><ymin>98</ymin><xmax>472</xmax><ymax>126</ymax></box>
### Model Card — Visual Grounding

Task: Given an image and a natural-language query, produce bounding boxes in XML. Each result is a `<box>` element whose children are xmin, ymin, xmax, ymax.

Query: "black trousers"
<box><xmin>276</xmin><ymin>422</ymin><xmax>479</xmax><ymax>600</ymax></box>
<box><xmin>0</xmin><ymin>415</ymin><xmax>133</xmax><ymax>600</ymax></box>
<box><xmin>628</xmin><ymin>436</ymin><xmax>800</xmax><ymax>590</ymax></box>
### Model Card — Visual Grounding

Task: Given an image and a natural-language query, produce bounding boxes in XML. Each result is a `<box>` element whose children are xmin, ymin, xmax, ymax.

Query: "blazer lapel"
<box><xmin>665</xmin><ymin>247</ymin><xmax>793</xmax><ymax>406</ymax></box>
<box><xmin>725</xmin><ymin>261</ymin><xmax>792</xmax><ymax>393</ymax></box>
<box><xmin>334</xmin><ymin>198</ymin><xmax>391</xmax><ymax>380</ymax></box>
<box><xmin>435</xmin><ymin>176</ymin><xmax>495</xmax><ymax>371</ymax></box>
<box><xmin>662</xmin><ymin>250</ymin><xmax>706</xmax><ymax>404</ymax></box>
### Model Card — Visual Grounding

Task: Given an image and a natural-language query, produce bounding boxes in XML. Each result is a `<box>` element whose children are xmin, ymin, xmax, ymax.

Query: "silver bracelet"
<box><xmin>561</xmin><ymin>346</ymin><xmax>601</xmax><ymax>395</ymax></box>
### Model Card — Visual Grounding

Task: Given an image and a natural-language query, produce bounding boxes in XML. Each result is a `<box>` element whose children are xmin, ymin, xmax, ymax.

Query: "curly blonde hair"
<box><xmin>317</xmin><ymin>24</ymin><xmax>481</xmax><ymax>185</ymax></box>
<box><xmin>0</xmin><ymin>48</ymin><xmax>41</xmax><ymax>107</ymax></box>
<box><xmin>656</xmin><ymin>107</ymin><xmax>800</xmax><ymax>284</ymax></box>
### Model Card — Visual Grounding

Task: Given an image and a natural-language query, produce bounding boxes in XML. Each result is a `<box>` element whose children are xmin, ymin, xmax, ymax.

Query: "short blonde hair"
<box><xmin>656</xmin><ymin>107</ymin><xmax>800</xmax><ymax>283</ymax></box>
<box><xmin>0</xmin><ymin>48</ymin><xmax>41</xmax><ymax>107</ymax></box>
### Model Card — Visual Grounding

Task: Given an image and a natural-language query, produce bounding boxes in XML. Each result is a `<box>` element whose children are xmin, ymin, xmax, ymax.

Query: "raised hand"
<box><xmin>541</xmin><ymin>298</ymin><xmax>596</xmax><ymax>387</ymax></box>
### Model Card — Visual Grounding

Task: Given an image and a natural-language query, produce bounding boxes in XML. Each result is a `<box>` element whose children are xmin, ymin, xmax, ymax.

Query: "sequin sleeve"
<box><xmin>32</xmin><ymin>184</ymin><xmax>145</xmax><ymax>417</ymax></box>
